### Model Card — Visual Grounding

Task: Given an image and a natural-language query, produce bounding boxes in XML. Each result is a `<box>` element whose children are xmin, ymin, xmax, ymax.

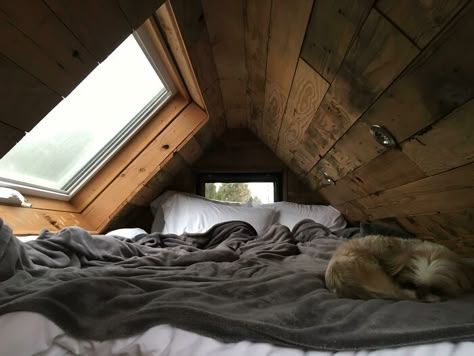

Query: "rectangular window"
<box><xmin>199</xmin><ymin>173</ymin><xmax>282</xmax><ymax>204</ymax></box>
<box><xmin>0</xmin><ymin>32</ymin><xmax>173</xmax><ymax>200</ymax></box>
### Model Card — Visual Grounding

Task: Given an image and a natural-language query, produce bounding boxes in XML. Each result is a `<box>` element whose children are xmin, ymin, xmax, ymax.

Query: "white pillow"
<box><xmin>150</xmin><ymin>191</ymin><xmax>275</xmax><ymax>235</ymax></box>
<box><xmin>106</xmin><ymin>228</ymin><xmax>148</xmax><ymax>239</ymax></box>
<box><xmin>257</xmin><ymin>201</ymin><xmax>347</xmax><ymax>231</ymax></box>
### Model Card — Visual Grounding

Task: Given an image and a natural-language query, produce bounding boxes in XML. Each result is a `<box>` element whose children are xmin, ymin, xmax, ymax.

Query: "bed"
<box><xmin>1</xmin><ymin>191</ymin><xmax>473</xmax><ymax>355</ymax></box>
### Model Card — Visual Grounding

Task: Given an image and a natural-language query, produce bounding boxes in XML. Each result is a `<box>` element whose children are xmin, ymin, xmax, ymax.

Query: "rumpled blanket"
<box><xmin>0</xmin><ymin>218</ymin><xmax>473</xmax><ymax>351</ymax></box>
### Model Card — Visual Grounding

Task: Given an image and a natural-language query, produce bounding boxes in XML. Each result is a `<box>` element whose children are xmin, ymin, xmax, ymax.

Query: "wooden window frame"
<box><xmin>0</xmin><ymin>11</ymin><xmax>208</xmax><ymax>235</ymax></box>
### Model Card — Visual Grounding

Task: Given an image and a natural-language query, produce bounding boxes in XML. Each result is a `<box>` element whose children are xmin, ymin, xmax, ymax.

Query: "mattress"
<box><xmin>1</xmin><ymin>311</ymin><xmax>473</xmax><ymax>356</ymax></box>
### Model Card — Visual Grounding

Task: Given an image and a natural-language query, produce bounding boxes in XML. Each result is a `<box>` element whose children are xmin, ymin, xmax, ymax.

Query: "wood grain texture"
<box><xmin>176</xmin><ymin>136</ymin><xmax>203</xmax><ymax>165</ymax></box>
<box><xmin>0</xmin><ymin>12</ymin><xmax>75</xmax><ymax>96</ymax></box>
<box><xmin>397</xmin><ymin>209</ymin><xmax>474</xmax><ymax>256</ymax></box>
<box><xmin>71</xmin><ymin>95</ymin><xmax>187</xmax><ymax>211</ymax></box>
<box><xmin>315</xmin><ymin>121</ymin><xmax>385</xmax><ymax>181</ymax></box>
<box><xmin>401</xmin><ymin>99</ymin><xmax>474</xmax><ymax>175</ymax></box>
<box><xmin>276</xmin><ymin>58</ymin><xmax>329</xmax><ymax>165</ymax></box>
<box><xmin>0</xmin><ymin>0</ymin><xmax>97</xmax><ymax>96</ymax></box>
<box><xmin>243</xmin><ymin>0</ymin><xmax>271</xmax><ymax>134</ymax></box>
<box><xmin>0</xmin><ymin>122</ymin><xmax>24</xmax><ymax>157</ymax></box>
<box><xmin>301</xmin><ymin>0</ymin><xmax>374</xmax><ymax>82</ymax></box>
<box><xmin>117</xmin><ymin>0</ymin><xmax>166</xmax><ymax>29</ymax></box>
<box><xmin>202</xmin><ymin>0</ymin><xmax>247</xmax><ymax>128</ymax></box>
<box><xmin>45</xmin><ymin>0</ymin><xmax>131</xmax><ymax>62</ymax></box>
<box><xmin>0</xmin><ymin>206</ymin><xmax>94</xmax><ymax>234</ymax></box>
<box><xmin>169</xmin><ymin>0</ymin><xmax>218</xmax><ymax>93</ymax></box>
<box><xmin>201</xmin><ymin>80</ymin><xmax>226</xmax><ymax>135</ymax></box>
<box><xmin>294</xmin><ymin>9</ymin><xmax>419</xmax><ymax>173</ymax></box>
<box><xmin>261</xmin><ymin>0</ymin><xmax>313</xmax><ymax>149</ymax></box>
<box><xmin>0</xmin><ymin>54</ymin><xmax>62</xmax><ymax>132</ymax></box>
<box><xmin>377</xmin><ymin>0</ymin><xmax>468</xmax><ymax>48</ymax></box>
<box><xmin>356</xmin><ymin>163</ymin><xmax>474</xmax><ymax>219</ymax></box>
<box><xmin>362</xmin><ymin>3</ymin><xmax>474</xmax><ymax>143</ymax></box>
<box><xmin>83</xmin><ymin>103</ymin><xmax>207</xmax><ymax>230</ymax></box>
<box><xmin>318</xmin><ymin>150</ymin><xmax>427</xmax><ymax>204</ymax></box>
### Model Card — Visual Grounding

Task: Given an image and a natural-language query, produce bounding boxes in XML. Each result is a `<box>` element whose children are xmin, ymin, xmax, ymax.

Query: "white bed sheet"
<box><xmin>0</xmin><ymin>312</ymin><xmax>472</xmax><ymax>356</ymax></box>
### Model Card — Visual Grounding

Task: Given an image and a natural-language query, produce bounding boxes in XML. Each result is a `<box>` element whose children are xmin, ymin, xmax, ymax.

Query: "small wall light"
<box><xmin>369</xmin><ymin>125</ymin><xmax>397</xmax><ymax>148</ymax></box>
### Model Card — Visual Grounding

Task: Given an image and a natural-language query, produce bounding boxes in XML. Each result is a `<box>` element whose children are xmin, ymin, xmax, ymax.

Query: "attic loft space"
<box><xmin>0</xmin><ymin>33</ymin><xmax>171</xmax><ymax>200</ymax></box>
<box><xmin>0</xmin><ymin>0</ymin><xmax>472</xmax><ymax>257</ymax></box>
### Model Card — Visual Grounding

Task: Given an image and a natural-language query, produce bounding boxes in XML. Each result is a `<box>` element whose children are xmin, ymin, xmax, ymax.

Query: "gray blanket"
<box><xmin>0</xmin><ymin>218</ymin><xmax>473</xmax><ymax>351</ymax></box>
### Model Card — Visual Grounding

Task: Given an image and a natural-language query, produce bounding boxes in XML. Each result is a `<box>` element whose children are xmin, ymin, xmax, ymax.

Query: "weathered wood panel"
<box><xmin>377</xmin><ymin>0</ymin><xmax>468</xmax><ymax>48</ymax></box>
<box><xmin>319</xmin><ymin>150</ymin><xmax>427</xmax><ymax>205</ymax></box>
<box><xmin>0</xmin><ymin>1</ymin><xmax>97</xmax><ymax>95</ymax></box>
<box><xmin>356</xmin><ymin>163</ymin><xmax>474</xmax><ymax>219</ymax></box>
<box><xmin>0</xmin><ymin>12</ymin><xmax>75</xmax><ymax>96</ymax></box>
<box><xmin>117</xmin><ymin>0</ymin><xmax>166</xmax><ymax>29</ymax></box>
<box><xmin>276</xmin><ymin>58</ymin><xmax>329</xmax><ymax>165</ymax></box>
<box><xmin>0</xmin><ymin>122</ymin><xmax>24</xmax><ymax>157</ymax></box>
<box><xmin>0</xmin><ymin>54</ymin><xmax>62</xmax><ymax>132</ymax></box>
<box><xmin>308</xmin><ymin>2</ymin><xmax>474</xmax><ymax>183</ymax></box>
<box><xmin>301</xmin><ymin>0</ymin><xmax>374</xmax><ymax>82</ymax></box>
<box><xmin>294</xmin><ymin>9</ymin><xmax>419</xmax><ymax>173</ymax></box>
<box><xmin>401</xmin><ymin>99</ymin><xmax>474</xmax><ymax>175</ymax></box>
<box><xmin>169</xmin><ymin>0</ymin><xmax>218</xmax><ymax>93</ymax></box>
<box><xmin>202</xmin><ymin>0</ymin><xmax>247</xmax><ymax>128</ymax></box>
<box><xmin>363</xmin><ymin>3</ymin><xmax>474</xmax><ymax>143</ymax></box>
<box><xmin>397</xmin><ymin>209</ymin><xmax>474</xmax><ymax>256</ymax></box>
<box><xmin>261</xmin><ymin>0</ymin><xmax>313</xmax><ymax>149</ymax></box>
<box><xmin>243</xmin><ymin>0</ymin><xmax>271</xmax><ymax>134</ymax></box>
<box><xmin>45</xmin><ymin>0</ymin><xmax>131</xmax><ymax>62</ymax></box>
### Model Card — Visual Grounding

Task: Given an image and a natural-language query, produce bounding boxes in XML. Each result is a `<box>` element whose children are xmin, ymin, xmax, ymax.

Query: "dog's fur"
<box><xmin>325</xmin><ymin>235</ymin><xmax>474</xmax><ymax>302</ymax></box>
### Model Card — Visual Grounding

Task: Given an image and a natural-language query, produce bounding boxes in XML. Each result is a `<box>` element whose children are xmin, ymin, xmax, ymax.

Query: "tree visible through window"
<box><xmin>205</xmin><ymin>182</ymin><xmax>274</xmax><ymax>204</ymax></box>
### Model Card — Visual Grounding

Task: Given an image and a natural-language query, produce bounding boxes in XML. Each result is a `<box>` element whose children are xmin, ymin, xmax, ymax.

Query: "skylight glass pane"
<box><xmin>0</xmin><ymin>34</ymin><xmax>166</xmax><ymax>193</ymax></box>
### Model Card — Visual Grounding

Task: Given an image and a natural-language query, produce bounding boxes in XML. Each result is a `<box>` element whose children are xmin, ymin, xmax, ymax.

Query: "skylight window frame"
<box><xmin>0</xmin><ymin>30</ymin><xmax>176</xmax><ymax>201</ymax></box>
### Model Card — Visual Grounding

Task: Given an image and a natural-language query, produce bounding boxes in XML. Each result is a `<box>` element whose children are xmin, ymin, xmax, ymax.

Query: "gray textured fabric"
<box><xmin>0</xmin><ymin>218</ymin><xmax>473</xmax><ymax>351</ymax></box>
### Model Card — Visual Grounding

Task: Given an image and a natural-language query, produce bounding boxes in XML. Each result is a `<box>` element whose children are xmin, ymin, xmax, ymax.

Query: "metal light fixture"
<box><xmin>369</xmin><ymin>125</ymin><xmax>397</xmax><ymax>148</ymax></box>
<box><xmin>322</xmin><ymin>171</ymin><xmax>335</xmax><ymax>185</ymax></box>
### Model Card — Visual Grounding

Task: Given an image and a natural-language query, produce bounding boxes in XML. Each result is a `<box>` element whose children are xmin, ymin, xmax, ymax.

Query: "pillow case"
<box><xmin>150</xmin><ymin>191</ymin><xmax>275</xmax><ymax>235</ymax></box>
<box><xmin>256</xmin><ymin>201</ymin><xmax>347</xmax><ymax>231</ymax></box>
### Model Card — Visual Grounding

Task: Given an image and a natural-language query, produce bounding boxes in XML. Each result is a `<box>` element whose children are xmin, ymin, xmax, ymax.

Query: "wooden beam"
<box><xmin>301</xmin><ymin>0</ymin><xmax>374</xmax><ymax>82</ymax></box>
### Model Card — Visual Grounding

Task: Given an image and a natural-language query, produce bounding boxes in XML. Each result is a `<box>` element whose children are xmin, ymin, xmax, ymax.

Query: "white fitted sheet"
<box><xmin>0</xmin><ymin>312</ymin><xmax>472</xmax><ymax>356</ymax></box>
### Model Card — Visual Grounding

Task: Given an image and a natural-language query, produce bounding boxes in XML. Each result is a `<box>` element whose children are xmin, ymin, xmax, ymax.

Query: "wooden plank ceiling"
<box><xmin>0</xmin><ymin>0</ymin><xmax>165</xmax><ymax>156</ymax></box>
<box><xmin>0</xmin><ymin>1</ymin><xmax>472</xmax><ymax>253</ymax></box>
<box><xmin>184</xmin><ymin>0</ymin><xmax>473</xmax><ymax>253</ymax></box>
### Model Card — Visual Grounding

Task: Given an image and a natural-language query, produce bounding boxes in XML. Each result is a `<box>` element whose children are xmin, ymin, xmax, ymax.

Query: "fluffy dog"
<box><xmin>325</xmin><ymin>235</ymin><xmax>474</xmax><ymax>302</ymax></box>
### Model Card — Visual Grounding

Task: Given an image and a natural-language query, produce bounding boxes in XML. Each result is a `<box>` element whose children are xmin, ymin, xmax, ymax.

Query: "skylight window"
<box><xmin>0</xmin><ymin>33</ymin><xmax>172</xmax><ymax>199</ymax></box>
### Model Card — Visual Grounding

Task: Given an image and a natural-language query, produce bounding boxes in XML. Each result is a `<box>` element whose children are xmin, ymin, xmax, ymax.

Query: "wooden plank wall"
<box><xmin>0</xmin><ymin>0</ymin><xmax>165</xmax><ymax>157</ymax></box>
<box><xmin>184</xmin><ymin>0</ymin><xmax>474</xmax><ymax>253</ymax></box>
